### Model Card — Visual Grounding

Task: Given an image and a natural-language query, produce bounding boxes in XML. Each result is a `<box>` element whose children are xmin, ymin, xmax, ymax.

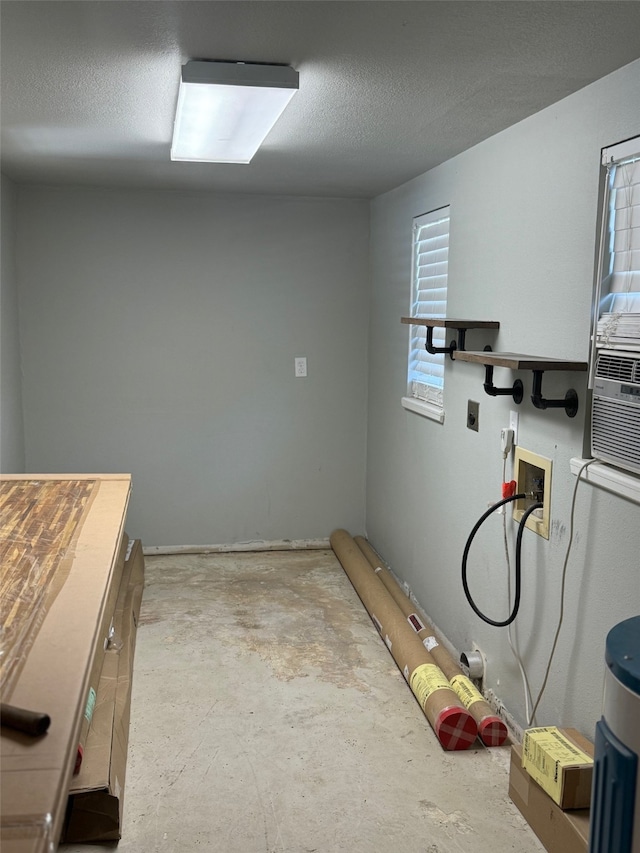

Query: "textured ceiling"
<box><xmin>2</xmin><ymin>1</ymin><xmax>640</xmax><ymax>199</ymax></box>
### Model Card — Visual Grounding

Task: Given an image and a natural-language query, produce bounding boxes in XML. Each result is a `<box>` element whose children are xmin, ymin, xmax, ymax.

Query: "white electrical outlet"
<box><xmin>509</xmin><ymin>410</ymin><xmax>519</xmax><ymax>446</ymax></box>
<box><xmin>294</xmin><ymin>357</ymin><xmax>307</xmax><ymax>377</ymax></box>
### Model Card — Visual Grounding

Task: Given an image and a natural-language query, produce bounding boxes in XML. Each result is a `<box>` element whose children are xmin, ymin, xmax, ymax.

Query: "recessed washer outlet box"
<box><xmin>513</xmin><ymin>447</ymin><xmax>552</xmax><ymax>539</ymax></box>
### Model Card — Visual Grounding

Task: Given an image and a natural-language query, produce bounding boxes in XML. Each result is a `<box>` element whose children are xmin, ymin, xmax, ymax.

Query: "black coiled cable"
<box><xmin>462</xmin><ymin>494</ymin><xmax>544</xmax><ymax>627</ymax></box>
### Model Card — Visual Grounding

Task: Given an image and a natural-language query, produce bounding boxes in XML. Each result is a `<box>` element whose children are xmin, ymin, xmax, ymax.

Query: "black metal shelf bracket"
<box><xmin>478</xmin><ymin>345</ymin><xmax>523</xmax><ymax>404</ymax></box>
<box><xmin>425</xmin><ymin>326</ymin><xmax>468</xmax><ymax>361</ymax></box>
<box><xmin>483</xmin><ymin>365</ymin><xmax>524</xmax><ymax>404</ymax></box>
<box><xmin>531</xmin><ymin>370</ymin><xmax>579</xmax><ymax>418</ymax></box>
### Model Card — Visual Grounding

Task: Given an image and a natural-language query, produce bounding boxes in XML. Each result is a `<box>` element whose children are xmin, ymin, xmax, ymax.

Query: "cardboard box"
<box><xmin>75</xmin><ymin>533</ymin><xmax>129</xmax><ymax>774</ymax></box>
<box><xmin>0</xmin><ymin>475</ymin><xmax>132</xmax><ymax>853</ymax></box>
<box><xmin>509</xmin><ymin>743</ymin><xmax>591</xmax><ymax>853</ymax></box>
<box><xmin>522</xmin><ymin>727</ymin><xmax>594</xmax><ymax>809</ymax></box>
<box><xmin>62</xmin><ymin>538</ymin><xmax>145</xmax><ymax>843</ymax></box>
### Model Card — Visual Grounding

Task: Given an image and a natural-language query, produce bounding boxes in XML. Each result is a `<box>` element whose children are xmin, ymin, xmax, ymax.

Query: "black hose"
<box><xmin>462</xmin><ymin>495</ymin><xmax>544</xmax><ymax>627</ymax></box>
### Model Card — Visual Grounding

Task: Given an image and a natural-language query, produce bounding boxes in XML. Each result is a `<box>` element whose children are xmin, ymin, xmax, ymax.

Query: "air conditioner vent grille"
<box><xmin>595</xmin><ymin>352</ymin><xmax>640</xmax><ymax>383</ymax></box>
<box><xmin>592</xmin><ymin>397</ymin><xmax>640</xmax><ymax>475</ymax></box>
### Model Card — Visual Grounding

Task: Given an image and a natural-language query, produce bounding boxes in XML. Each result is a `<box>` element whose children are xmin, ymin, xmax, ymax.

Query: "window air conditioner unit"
<box><xmin>592</xmin><ymin>349</ymin><xmax>640</xmax><ymax>476</ymax></box>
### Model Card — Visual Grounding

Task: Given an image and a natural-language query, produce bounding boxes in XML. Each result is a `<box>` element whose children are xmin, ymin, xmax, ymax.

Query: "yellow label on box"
<box><xmin>450</xmin><ymin>674</ymin><xmax>484</xmax><ymax>710</ymax></box>
<box><xmin>409</xmin><ymin>663</ymin><xmax>450</xmax><ymax>709</ymax></box>
<box><xmin>522</xmin><ymin>727</ymin><xmax>593</xmax><ymax>804</ymax></box>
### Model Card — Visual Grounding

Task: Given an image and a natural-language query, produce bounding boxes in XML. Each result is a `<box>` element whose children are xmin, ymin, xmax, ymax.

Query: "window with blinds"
<box><xmin>406</xmin><ymin>207</ymin><xmax>450</xmax><ymax>412</ymax></box>
<box><xmin>594</xmin><ymin>137</ymin><xmax>640</xmax><ymax>353</ymax></box>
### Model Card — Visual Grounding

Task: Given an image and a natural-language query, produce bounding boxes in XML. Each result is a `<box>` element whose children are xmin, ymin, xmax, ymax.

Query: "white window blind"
<box><xmin>595</xmin><ymin>138</ymin><xmax>640</xmax><ymax>350</ymax></box>
<box><xmin>407</xmin><ymin>207</ymin><xmax>450</xmax><ymax>407</ymax></box>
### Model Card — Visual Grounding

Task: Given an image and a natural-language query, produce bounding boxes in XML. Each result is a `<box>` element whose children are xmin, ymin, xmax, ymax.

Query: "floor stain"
<box><xmin>140</xmin><ymin>550</ymin><xmax>374</xmax><ymax>691</ymax></box>
<box><xmin>419</xmin><ymin>800</ymin><xmax>473</xmax><ymax>835</ymax></box>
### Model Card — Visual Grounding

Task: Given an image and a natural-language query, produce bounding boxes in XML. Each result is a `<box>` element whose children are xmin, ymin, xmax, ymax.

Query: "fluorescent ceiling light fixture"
<box><xmin>171</xmin><ymin>60</ymin><xmax>299</xmax><ymax>164</ymax></box>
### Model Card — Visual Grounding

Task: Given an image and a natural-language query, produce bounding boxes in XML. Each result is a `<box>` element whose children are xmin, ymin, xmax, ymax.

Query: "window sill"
<box><xmin>401</xmin><ymin>397</ymin><xmax>445</xmax><ymax>424</ymax></box>
<box><xmin>570</xmin><ymin>458</ymin><xmax>640</xmax><ymax>505</ymax></box>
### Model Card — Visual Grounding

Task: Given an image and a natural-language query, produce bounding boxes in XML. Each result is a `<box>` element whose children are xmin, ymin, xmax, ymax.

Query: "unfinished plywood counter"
<box><xmin>0</xmin><ymin>474</ymin><xmax>131</xmax><ymax>853</ymax></box>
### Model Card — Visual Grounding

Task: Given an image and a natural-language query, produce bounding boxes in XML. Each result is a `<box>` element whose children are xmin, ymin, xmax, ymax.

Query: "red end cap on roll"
<box><xmin>74</xmin><ymin>744</ymin><xmax>84</xmax><ymax>775</ymax></box>
<box><xmin>478</xmin><ymin>716</ymin><xmax>509</xmax><ymax>747</ymax></box>
<box><xmin>434</xmin><ymin>706</ymin><xmax>478</xmax><ymax>750</ymax></box>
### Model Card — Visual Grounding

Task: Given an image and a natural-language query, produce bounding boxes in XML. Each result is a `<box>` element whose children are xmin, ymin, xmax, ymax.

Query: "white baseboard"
<box><xmin>143</xmin><ymin>538</ymin><xmax>331</xmax><ymax>556</ymax></box>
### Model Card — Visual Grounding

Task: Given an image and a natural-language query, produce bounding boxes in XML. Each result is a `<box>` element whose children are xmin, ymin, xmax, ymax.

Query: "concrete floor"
<box><xmin>60</xmin><ymin>549</ymin><xmax>543</xmax><ymax>853</ymax></box>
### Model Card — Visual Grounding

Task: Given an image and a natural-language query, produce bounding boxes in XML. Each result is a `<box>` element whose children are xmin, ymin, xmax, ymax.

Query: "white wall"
<box><xmin>367</xmin><ymin>59</ymin><xmax>640</xmax><ymax>737</ymax></box>
<box><xmin>17</xmin><ymin>188</ymin><xmax>370</xmax><ymax>546</ymax></box>
<box><xmin>1</xmin><ymin>173</ymin><xmax>25</xmax><ymax>472</ymax></box>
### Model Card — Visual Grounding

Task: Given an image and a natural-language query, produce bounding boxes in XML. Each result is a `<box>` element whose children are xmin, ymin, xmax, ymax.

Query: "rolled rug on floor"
<box><xmin>330</xmin><ymin>529</ymin><xmax>477</xmax><ymax>751</ymax></box>
<box><xmin>354</xmin><ymin>535</ymin><xmax>508</xmax><ymax>748</ymax></box>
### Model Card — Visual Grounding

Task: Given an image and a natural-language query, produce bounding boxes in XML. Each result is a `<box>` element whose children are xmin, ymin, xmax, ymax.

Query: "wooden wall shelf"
<box><xmin>453</xmin><ymin>351</ymin><xmax>588</xmax><ymax>372</ymax></box>
<box><xmin>454</xmin><ymin>350</ymin><xmax>588</xmax><ymax>417</ymax></box>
